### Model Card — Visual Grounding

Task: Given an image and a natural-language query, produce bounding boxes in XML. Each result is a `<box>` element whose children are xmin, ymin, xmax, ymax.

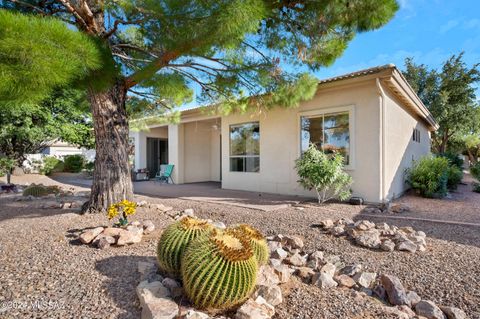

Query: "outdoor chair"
<box><xmin>155</xmin><ymin>164</ymin><xmax>174</xmax><ymax>184</ymax></box>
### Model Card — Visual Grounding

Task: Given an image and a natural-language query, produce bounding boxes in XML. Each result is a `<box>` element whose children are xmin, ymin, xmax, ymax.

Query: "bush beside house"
<box><xmin>471</xmin><ymin>162</ymin><xmax>480</xmax><ymax>193</ymax></box>
<box><xmin>295</xmin><ymin>144</ymin><xmax>353</xmax><ymax>203</ymax></box>
<box><xmin>406</xmin><ymin>155</ymin><xmax>463</xmax><ymax>198</ymax></box>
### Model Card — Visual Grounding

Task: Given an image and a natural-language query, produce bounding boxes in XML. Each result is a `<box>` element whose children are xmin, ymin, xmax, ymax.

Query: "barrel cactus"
<box><xmin>181</xmin><ymin>228</ymin><xmax>258</xmax><ymax>310</ymax></box>
<box><xmin>23</xmin><ymin>184</ymin><xmax>50</xmax><ymax>197</ymax></box>
<box><xmin>234</xmin><ymin>224</ymin><xmax>269</xmax><ymax>265</ymax></box>
<box><xmin>157</xmin><ymin>217</ymin><xmax>213</xmax><ymax>277</ymax></box>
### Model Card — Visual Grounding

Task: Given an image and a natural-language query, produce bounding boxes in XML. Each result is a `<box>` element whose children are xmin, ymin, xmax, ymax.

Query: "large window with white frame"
<box><xmin>300</xmin><ymin>111</ymin><xmax>351</xmax><ymax>164</ymax></box>
<box><xmin>229</xmin><ymin>122</ymin><xmax>260</xmax><ymax>172</ymax></box>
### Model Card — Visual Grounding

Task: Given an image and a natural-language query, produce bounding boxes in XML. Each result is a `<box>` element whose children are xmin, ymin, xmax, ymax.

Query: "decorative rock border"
<box><xmin>77</xmin><ymin>220</ymin><xmax>156</xmax><ymax>249</ymax></box>
<box><xmin>126</xmin><ymin>210</ymin><xmax>465</xmax><ymax>319</ymax></box>
<box><xmin>316</xmin><ymin>218</ymin><xmax>427</xmax><ymax>253</ymax></box>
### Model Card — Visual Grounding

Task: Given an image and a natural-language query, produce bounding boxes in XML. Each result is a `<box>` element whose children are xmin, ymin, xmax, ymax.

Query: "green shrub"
<box><xmin>472</xmin><ymin>183</ymin><xmax>480</xmax><ymax>193</ymax></box>
<box><xmin>40</xmin><ymin>156</ymin><xmax>64</xmax><ymax>175</ymax></box>
<box><xmin>181</xmin><ymin>228</ymin><xmax>258</xmax><ymax>310</ymax></box>
<box><xmin>438</xmin><ymin>152</ymin><xmax>464</xmax><ymax>169</ymax></box>
<box><xmin>406</xmin><ymin>156</ymin><xmax>450</xmax><ymax>198</ymax></box>
<box><xmin>295</xmin><ymin>144</ymin><xmax>352</xmax><ymax>203</ymax></box>
<box><xmin>63</xmin><ymin>154</ymin><xmax>85</xmax><ymax>173</ymax></box>
<box><xmin>446</xmin><ymin>165</ymin><xmax>463</xmax><ymax>190</ymax></box>
<box><xmin>471</xmin><ymin>162</ymin><xmax>480</xmax><ymax>181</ymax></box>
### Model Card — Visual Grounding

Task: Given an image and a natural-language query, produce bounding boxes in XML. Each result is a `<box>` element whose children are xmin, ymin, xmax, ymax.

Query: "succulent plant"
<box><xmin>22</xmin><ymin>184</ymin><xmax>50</xmax><ymax>197</ymax></box>
<box><xmin>157</xmin><ymin>217</ymin><xmax>213</xmax><ymax>277</ymax></box>
<box><xmin>181</xmin><ymin>228</ymin><xmax>258</xmax><ymax>310</ymax></box>
<box><xmin>234</xmin><ymin>224</ymin><xmax>269</xmax><ymax>265</ymax></box>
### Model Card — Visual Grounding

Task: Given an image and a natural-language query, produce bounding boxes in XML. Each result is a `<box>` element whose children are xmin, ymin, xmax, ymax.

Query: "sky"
<box><xmin>181</xmin><ymin>0</ymin><xmax>480</xmax><ymax>109</ymax></box>
<box><xmin>314</xmin><ymin>0</ymin><xmax>480</xmax><ymax>86</ymax></box>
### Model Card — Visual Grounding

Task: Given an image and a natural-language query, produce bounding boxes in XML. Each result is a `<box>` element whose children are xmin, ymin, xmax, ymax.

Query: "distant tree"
<box><xmin>0</xmin><ymin>1</ymin><xmax>399</xmax><ymax>212</ymax></box>
<box><xmin>0</xmin><ymin>88</ymin><xmax>93</xmax><ymax>167</ymax></box>
<box><xmin>402</xmin><ymin>54</ymin><xmax>480</xmax><ymax>154</ymax></box>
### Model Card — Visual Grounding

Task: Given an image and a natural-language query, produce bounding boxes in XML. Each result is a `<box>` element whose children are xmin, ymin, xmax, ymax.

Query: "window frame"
<box><xmin>298</xmin><ymin>105</ymin><xmax>356</xmax><ymax>170</ymax></box>
<box><xmin>229</xmin><ymin>121</ymin><xmax>260</xmax><ymax>173</ymax></box>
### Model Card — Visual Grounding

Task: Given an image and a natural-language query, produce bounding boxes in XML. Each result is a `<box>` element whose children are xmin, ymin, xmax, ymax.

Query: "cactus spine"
<box><xmin>181</xmin><ymin>228</ymin><xmax>258</xmax><ymax>310</ymax></box>
<box><xmin>157</xmin><ymin>217</ymin><xmax>212</xmax><ymax>277</ymax></box>
<box><xmin>22</xmin><ymin>184</ymin><xmax>50</xmax><ymax>197</ymax></box>
<box><xmin>234</xmin><ymin>224</ymin><xmax>269</xmax><ymax>265</ymax></box>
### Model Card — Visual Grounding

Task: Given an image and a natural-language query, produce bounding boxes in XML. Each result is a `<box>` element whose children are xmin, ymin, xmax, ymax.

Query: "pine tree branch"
<box><xmin>103</xmin><ymin>18</ymin><xmax>147</xmax><ymax>38</ymax></box>
<box><xmin>55</xmin><ymin>0</ymin><xmax>92</xmax><ymax>33</ymax></box>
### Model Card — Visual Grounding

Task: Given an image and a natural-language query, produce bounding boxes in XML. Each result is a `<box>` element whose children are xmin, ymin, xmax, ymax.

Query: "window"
<box><xmin>229</xmin><ymin>122</ymin><xmax>260</xmax><ymax>172</ymax></box>
<box><xmin>301</xmin><ymin>111</ymin><xmax>350</xmax><ymax>164</ymax></box>
<box><xmin>413</xmin><ymin>128</ymin><xmax>420</xmax><ymax>143</ymax></box>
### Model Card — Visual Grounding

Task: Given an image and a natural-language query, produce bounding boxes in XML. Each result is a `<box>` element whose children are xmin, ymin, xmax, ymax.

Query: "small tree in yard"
<box><xmin>0</xmin><ymin>157</ymin><xmax>15</xmax><ymax>184</ymax></box>
<box><xmin>295</xmin><ymin>144</ymin><xmax>353</xmax><ymax>204</ymax></box>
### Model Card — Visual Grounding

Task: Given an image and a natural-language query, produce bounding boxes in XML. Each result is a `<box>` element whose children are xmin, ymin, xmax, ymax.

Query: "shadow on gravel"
<box><xmin>352</xmin><ymin>214</ymin><xmax>480</xmax><ymax>249</ymax></box>
<box><xmin>95</xmin><ymin>255</ymin><xmax>157</xmax><ymax>319</ymax></box>
<box><xmin>0</xmin><ymin>200</ymin><xmax>79</xmax><ymax>224</ymax></box>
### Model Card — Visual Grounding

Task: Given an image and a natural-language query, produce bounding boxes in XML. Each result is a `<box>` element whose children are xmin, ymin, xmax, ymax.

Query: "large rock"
<box><xmin>319</xmin><ymin>219</ymin><xmax>334</xmax><ymax>229</ymax></box>
<box><xmin>257</xmin><ymin>266</ymin><xmax>280</xmax><ymax>286</ymax></box>
<box><xmin>235</xmin><ymin>296</ymin><xmax>275</xmax><ymax>319</ymax></box>
<box><xmin>102</xmin><ymin>227</ymin><xmax>124</xmax><ymax>237</ymax></box>
<box><xmin>354</xmin><ymin>220</ymin><xmax>376</xmax><ymax>231</ymax></box>
<box><xmin>319</xmin><ymin>262</ymin><xmax>336</xmax><ymax>277</ymax></box>
<box><xmin>380</xmin><ymin>239</ymin><xmax>395</xmax><ymax>252</ymax></box>
<box><xmin>396</xmin><ymin>240</ymin><xmax>418</xmax><ymax>253</ymax></box>
<box><xmin>138</xmin><ymin>261</ymin><xmax>158</xmax><ymax>280</ymax></box>
<box><xmin>354</xmin><ymin>229</ymin><xmax>381</xmax><ymax>249</ymax></box>
<box><xmin>270</xmin><ymin>247</ymin><xmax>288</xmax><ymax>260</ymax></box>
<box><xmin>330</xmin><ymin>226</ymin><xmax>345</xmax><ymax>236</ymax></box>
<box><xmin>312</xmin><ymin>272</ymin><xmax>338</xmax><ymax>289</ymax></box>
<box><xmin>334</xmin><ymin>275</ymin><xmax>356</xmax><ymax>288</ymax></box>
<box><xmin>284</xmin><ymin>235</ymin><xmax>304</xmax><ymax>249</ymax></box>
<box><xmin>353</xmin><ymin>272</ymin><xmax>377</xmax><ymax>288</ymax></box>
<box><xmin>415</xmin><ymin>300</ymin><xmax>446</xmax><ymax>319</ymax></box>
<box><xmin>136</xmin><ymin>281</ymin><xmax>177</xmax><ymax>319</ymax></box>
<box><xmin>143</xmin><ymin>220</ymin><xmax>155</xmax><ymax>234</ymax></box>
<box><xmin>117</xmin><ymin>228</ymin><xmax>143</xmax><ymax>246</ymax></box>
<box><xmin>254</xmin><ymin>285</ymin><xmax>283</xmax><ymax>306</ymax></box>
<box><xmin>380</xmin><ymin>275</ymin><xmax>410</xmax><ymax>306</ymax></box>
<box><xmin>79</xmin><ymin>227</ymin><xmax>105</xmax><ymax>244</ymax></box>
<box><xmin>267</xmin><ymin>241</ymin><xmax>282</xmax><ymax>252</ymax></box>
<box><xmin>285</xmin><ymin>253</ymin><xmax>307</xmax><ymax>267</ymax></box>
<box><xmin>406</xmin><ymin>290</ymin><xmax>421</xmax><ymax>307</ymax></box>
<box><xmin>272</xmin><ymin>264</ymin><xmax>293</xmax><ymax>283</ymax></box>
<box><xmin>341</xmin><ymin>264</ymin><xmax>362</xmax><ymax>277</ymax></box>
<box><xmin>439</xmin><ymin>306</ymin><xmax>466</xmax><ymax>319</ymax></box>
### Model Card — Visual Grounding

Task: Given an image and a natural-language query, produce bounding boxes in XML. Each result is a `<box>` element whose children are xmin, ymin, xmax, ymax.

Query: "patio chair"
<box><xmin>155</xmin><ymin>164</ymin><xmax>174</xmax><ymax>184</ymax></box>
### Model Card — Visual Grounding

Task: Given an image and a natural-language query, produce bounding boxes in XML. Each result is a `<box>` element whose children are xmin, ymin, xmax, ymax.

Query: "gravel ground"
<box><xmin>0</xmin><ymin>176</ymin><xmax>479</xmax><ymax>318</ymax></box>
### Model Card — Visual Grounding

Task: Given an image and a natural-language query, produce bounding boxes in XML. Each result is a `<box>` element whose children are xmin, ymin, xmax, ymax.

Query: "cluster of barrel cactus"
<box><xmin>156</xmin><ymin>217</ymin><xmax>268</xmax><ymax>310</ymax></box>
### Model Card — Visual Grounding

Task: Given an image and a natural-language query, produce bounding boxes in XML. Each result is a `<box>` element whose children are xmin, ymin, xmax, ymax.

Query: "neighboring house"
<box><xmin>129</xmin><ymin>64</ymin><xmax>438</xmax><ymax>203</ymax></box>
<box><xmin>41</xmin><ymin>140</ymin><xmax>95</xmax><ymax>162</ymax></box>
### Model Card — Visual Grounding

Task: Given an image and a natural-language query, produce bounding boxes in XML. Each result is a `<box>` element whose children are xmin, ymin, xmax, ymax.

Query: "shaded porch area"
<box><xmin>133</xmin><ymin>181</ymin><xmax>310</xmax><ymax>211</ymax></box>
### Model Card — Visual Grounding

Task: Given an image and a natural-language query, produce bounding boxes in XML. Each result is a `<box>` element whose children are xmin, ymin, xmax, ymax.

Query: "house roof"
<box><xmin>138</xmin><ymin>64</ymin><xmax>438</xmax><ymax>131</ymax></box>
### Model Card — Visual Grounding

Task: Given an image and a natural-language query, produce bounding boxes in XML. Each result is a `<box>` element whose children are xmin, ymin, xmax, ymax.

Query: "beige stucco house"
<box><xmin>129</xmin><ymin>64</ymin><xmax>438</xmax><ymax>203</ymax></box>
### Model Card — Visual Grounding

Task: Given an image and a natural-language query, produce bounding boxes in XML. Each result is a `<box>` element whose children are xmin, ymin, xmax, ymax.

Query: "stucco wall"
<box><xmin>220</xmin><ymin>81</ymin><xmax>383</xmax><ymax>202</ymax></box>
<box><xmin>383</xmin><ymin>88</ymin><xmax>431</xmax><ymax>200</ymax></box>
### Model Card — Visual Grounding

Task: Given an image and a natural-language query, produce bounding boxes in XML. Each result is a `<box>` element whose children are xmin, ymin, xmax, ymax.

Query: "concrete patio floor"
<box><xmin>19</xmin><ymin>173</ymin><xmax>313</xmax><ymax>211</ymax></box>
<box><xmin>133</xmin><ymin>181</ymin><xmax>312</xmax><ymax>211</ymax></box>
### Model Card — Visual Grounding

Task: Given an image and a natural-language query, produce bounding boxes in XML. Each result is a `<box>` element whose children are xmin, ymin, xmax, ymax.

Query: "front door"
<box><xmin>147</xmin><ymin>138</ymin><xmax>168</xmax><ymax>178</ymax></box>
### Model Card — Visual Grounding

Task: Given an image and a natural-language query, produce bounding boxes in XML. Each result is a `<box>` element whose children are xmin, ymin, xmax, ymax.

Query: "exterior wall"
<box><xmin>42</xmin><ymin>146</ymin><xmax>83</xmax><ymax>156</ymax></box>
<box><xmin>184</xmin><ymin>121</ymin><xmax>213</xmax><ymax>183</ymax></box>
<box><xmin>383</xmin><ymin>88</ymin><xmax>431</xmax><ymax>200</ymax></box>
<box><xmin>221</xmin><ymin>81</ymin><xmax>383</xmax><ymax>202</ymax></box>
<box><xmin>130</xmin><ymin>126</ymin><xmax>168</xmax><ymax>170</ymax></box>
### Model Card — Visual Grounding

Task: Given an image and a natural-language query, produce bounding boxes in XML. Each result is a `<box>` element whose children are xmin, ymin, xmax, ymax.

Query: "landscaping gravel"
<box><xmin>0</xmin><ymin>178</ymin><xmax>479</xmax><ymax>318</ymax></box>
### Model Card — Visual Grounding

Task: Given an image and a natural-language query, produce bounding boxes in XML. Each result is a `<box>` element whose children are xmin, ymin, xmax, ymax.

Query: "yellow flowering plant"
<box><xmin>107</xmin><ymin>199</ymin><xmax>137</xmax><ymax>227</ymax></box>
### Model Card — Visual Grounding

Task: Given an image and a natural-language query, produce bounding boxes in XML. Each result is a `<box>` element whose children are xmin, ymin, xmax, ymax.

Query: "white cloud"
<box><xmin>439</xmin><ymin>20</ymin><xmax>459</xmax><ymax>34</ymax></box>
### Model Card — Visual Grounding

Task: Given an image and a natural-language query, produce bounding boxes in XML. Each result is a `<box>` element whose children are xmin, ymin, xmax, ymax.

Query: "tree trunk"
<box><xmin>83</xmin><ymin>81</ymin><xmax>133</xmax><ymax>213</ymax></box>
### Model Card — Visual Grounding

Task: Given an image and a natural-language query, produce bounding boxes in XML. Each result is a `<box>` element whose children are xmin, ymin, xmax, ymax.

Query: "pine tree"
<box><xmin>0</xmin><ymin>1</ymin><xmax>399</xmax><ymax>213</ymax></box>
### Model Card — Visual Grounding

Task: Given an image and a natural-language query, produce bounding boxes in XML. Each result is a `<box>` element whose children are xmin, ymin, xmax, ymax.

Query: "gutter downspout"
<box><xmin>376</xmin><ymin>78</ymin><xmax>387</xmax><ymax>203</ymax></box>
